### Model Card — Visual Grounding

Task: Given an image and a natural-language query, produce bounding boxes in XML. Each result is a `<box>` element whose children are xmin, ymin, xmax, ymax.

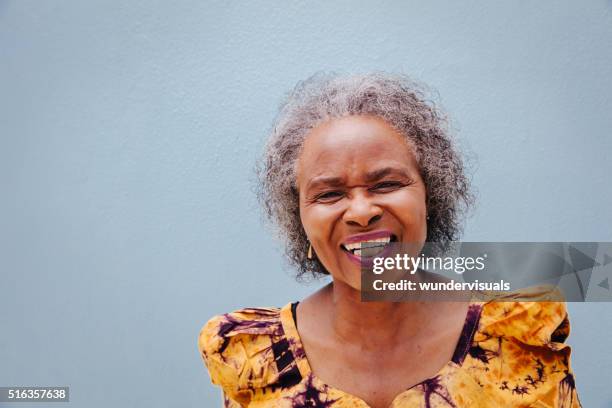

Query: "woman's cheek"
<box><xmin>302</xmin><ymin>205</ymin><xmax>334</xmax><ymax>244</ymax></box>
<box><xmin>388</xmin><ymin>192</ymin><xmax>427</xmax><ymax>236</ymax></box>
<box><xmin>398</xmin><ymin>190</ymin><xmax>427</xmax><ymax>214</ymax></box>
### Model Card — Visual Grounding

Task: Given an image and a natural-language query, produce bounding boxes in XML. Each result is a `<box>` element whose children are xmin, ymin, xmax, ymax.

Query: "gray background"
<box><xmin>1</xmin><ymin>1</ymin><xmax>611</xmax><ymax>407</ymax></box>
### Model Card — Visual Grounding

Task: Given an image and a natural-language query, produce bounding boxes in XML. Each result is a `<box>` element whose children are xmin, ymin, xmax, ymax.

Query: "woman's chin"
<box><xmin>331</xmin><ymin>266</ymin><xmax>365</xmax><ymax>293</ymax></box>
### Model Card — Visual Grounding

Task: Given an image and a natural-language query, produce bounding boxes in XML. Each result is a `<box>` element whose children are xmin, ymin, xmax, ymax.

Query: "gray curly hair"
<box><xmin>256</xmin><ymin>72</ymin><xmax>475</xmax><ymax>280</ymax></box>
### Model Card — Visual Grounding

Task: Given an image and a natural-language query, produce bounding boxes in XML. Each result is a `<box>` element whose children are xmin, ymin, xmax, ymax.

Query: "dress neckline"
<box><xmin>279</xmin><ymin>300</ymin><xmax>483</xmax><ymax>407</ymax></box>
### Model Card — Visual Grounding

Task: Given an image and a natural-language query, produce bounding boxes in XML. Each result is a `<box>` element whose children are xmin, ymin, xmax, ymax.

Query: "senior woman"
<box><xmin>198</xmin><ymin>73</ymin><xmax>580</xmax><ymax>408</ymax></box>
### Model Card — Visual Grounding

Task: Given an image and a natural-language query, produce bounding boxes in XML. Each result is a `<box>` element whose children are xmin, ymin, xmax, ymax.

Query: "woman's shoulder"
<box><xmin>197</xmin><ymin>304</ymin><xmax>297</xmax><ymax>400</ymax></box>
<box><xmin>198</xmin><ymin>305</ymin><xmax>285</xmax><ymax>365</ymax></box>
<box><xmin>467</xmin><ymin>289</ymin><xmax>580</xmax><ymax>405</ymax></box>
<box><xmin>199</xmin><ymin>306</ymin><xmax>285</xmax><ymax>344</ymax></box>
<box><xmin>475</xmin><ymin>287</ymin><xmax>570</xmax><ymax>349</ymax></box>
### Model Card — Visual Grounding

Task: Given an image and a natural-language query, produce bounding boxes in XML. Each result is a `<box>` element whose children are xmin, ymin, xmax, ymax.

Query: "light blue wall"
<box><xmin>1</xmin><ymin>1</ymin><xmax>611</xmax><ymax>407</ymax></box>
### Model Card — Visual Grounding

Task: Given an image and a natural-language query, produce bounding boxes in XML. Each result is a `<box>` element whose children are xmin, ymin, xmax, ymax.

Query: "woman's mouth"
<box><xmin>340</xmin><ymin>232</ymin><xmax>398</xmax><ymax>265</ymax></box>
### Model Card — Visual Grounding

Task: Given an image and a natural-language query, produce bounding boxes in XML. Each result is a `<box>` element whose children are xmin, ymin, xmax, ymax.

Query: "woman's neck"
<box><xmin>311</xmin><ymin>280</ymin><xmax>441</xmax><ymax>351</ymax></box>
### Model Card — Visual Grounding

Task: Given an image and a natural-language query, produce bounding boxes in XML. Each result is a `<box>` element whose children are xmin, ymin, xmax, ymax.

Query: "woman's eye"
<box><xmin>372</xmin><ymin>181</ymin><xmax>403</xmax><ymax>192</ymax></box>
<box><xmin>315</xmin><ymin>191</ymin><xmax>344</xmax><ymax>202</ymax></box>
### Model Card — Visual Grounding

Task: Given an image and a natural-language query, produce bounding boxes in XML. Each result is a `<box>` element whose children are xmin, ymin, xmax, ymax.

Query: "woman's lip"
<box><xmin>342</xmin><ymin>229</ymin><xmax>395</xmax><ymax>245</ymax></box>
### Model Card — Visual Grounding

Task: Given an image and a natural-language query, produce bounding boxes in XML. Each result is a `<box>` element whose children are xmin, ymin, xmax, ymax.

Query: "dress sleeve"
<box><xmin>475</xmin><ymin>299</ymin><xmax>582</xmax><ymax>407</ymax></box>
<box><xmin>198</xmin><ymin>315</ymin><xmax>251</xmax><ymax>407</ymax></box>
<box><xmin>198</xmin><ymin>307</ymin><xmax>286</xmax><ymax>407</ymax></box>
<box><xmin>528</xmin><ymin>328</ymin><xmax>582</xmax><ymax>408</ymax></box>
<box><xmin>545</xmin><ymin>312</ymin><xmax>582</xmax><ymax>408</ymax></box>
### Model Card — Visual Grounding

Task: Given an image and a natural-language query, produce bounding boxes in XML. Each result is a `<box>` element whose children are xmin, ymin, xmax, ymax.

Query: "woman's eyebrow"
<box><xmin>305</xmin><ymin>167</ymin><xmax>410</xmax><ymax>192</ymax></box>
<box><xmin>305</xmin><ymin>176</ymin><xmax>345</xmax><ymax>192</ymax></box>
<box><xmin>364</xmin><ymin>167</ymin><xmax>410</xmax><ymax>182</ymax></box>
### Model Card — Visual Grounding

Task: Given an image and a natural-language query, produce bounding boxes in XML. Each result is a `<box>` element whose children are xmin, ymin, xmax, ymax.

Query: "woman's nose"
<box><xmin>342</xmin><ymin>194</ymin><xmax>383</xmax><ymax>227</ymax></box>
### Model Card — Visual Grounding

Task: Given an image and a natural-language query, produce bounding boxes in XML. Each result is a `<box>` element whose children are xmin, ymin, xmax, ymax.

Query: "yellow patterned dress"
<box><xmin>198</xmin><ymin>299</ymin><xmax>581</xmax><ymax>407</ymax></box>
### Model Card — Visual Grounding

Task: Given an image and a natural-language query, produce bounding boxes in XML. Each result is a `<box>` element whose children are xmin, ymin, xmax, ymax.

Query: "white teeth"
<box><xmin>343</xmin><ymin>237</ymin><xmax>391</xmax><ymax>251</ymax></box>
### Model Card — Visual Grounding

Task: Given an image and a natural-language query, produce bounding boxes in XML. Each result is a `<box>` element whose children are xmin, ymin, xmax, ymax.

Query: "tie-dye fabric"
<box><xmin>198</xmin><ymin>299</ymin><xmax>581</xmax><ymax>407</ymax></box>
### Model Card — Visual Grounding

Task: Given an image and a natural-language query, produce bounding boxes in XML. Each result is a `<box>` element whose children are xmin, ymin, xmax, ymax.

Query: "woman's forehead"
<box><xmin>297</xmin><ymin>115</ymin><xmax>417</xmax><ymax>178</ymax></box>
<box><xmin>304</xmin><ymin>115</ymin><xmax>405</xmax><ymax>146</ymax></box>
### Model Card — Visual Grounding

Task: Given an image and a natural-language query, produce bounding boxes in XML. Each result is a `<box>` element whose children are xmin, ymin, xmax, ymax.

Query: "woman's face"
<box><xmin>296</xmin><ymin>115</ymin><xmax>428</xmax><ymax>289</ymax></box>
